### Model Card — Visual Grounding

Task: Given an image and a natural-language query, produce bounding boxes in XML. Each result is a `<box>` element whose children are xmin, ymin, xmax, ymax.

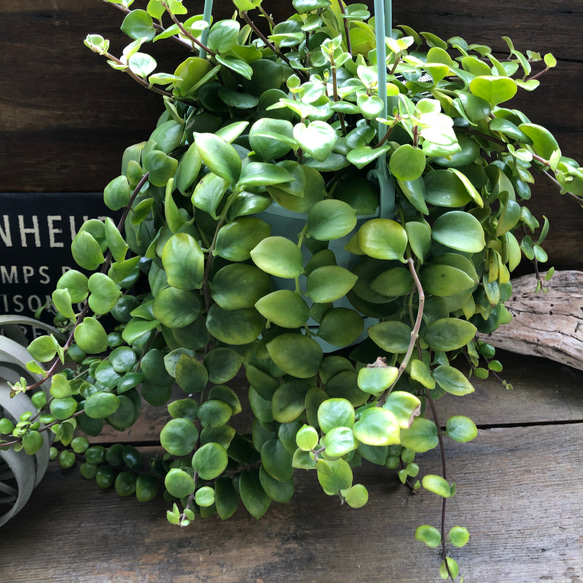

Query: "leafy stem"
<box><xmin>378</xmin><ymin>257</ymin><xmax>425</xmax><ymax>407</ymax></box>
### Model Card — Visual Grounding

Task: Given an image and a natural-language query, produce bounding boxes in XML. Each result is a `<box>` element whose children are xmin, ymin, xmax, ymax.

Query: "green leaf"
<box><xmin>433</xmin><ymin>365</ymin><xmax>475</xmax><ymax>396</ymax></box>
<box><xmin>57</xmin><ymin>270</ymin><xmax>89</xmax><ymax>303</ymax></box>
<box><xmin>192</xmin><ymin>172</ymin><xmax>228</xmax><ymax>219</ymax></box>
<box><xmin>420</xmin><ymin>263</ymin><xmax>476</xmax><ymax>297</ymax></box>
<box><xmin>259</xmin><ymin>467</ymin><xmax>295</xmax><ymax>503</ymax></box>
<box><xmin>153</xmin><ymin>287</ymin><xmax>200</xmax><ymax>328</ymax></box>
<box><xmin>410</xmin><ymin>359</ymin><xmax>436</xmax><ymax>389</ymax></box>
<box><xmin>206</xmin><ymin>304</ymin><xmax>264</xmax><ymax>345</ymax></box>
<box><xmin>399</xmin><ymin>417</ymin><xmax>438</xmax><ymax>453</ymax></box>
<box><xmin>211</xmin><ymin>264</ymin><xmax>272</xmax><ymax>310</ymax></box>
<box><xmin>307</xmin><ymin>200</ymin><xmax>357</xmax><ymax>241</ymax></box>
<box><xmin>266</xmin><ymin>334</ymin><xmax>323</xmax><ymax>379</ymax></box>
<box><xmin>296</xmin><ymin>425</ymin><xmax>319</xmax><ymax>451</ymax></box>
<box><xmin>390</xmin><ymin>144</ymin><xmax>426</xmax><ymax>181</ymax></box>
<box><xmin>195</xmin><ymin>486</ymin><xmax>216</xmax><ymax>508</ymax></box>
<box><xmin>204</xmin><ymin>348</ymin><xmax>243</xmax><ymax>384</ymax></box>
<box><xmin>195</xmin><ymin>133</ymin><xmax>242</xmax><ymax>184</ymax></box>
<box><xmin>250</xmin><ymin>236</ymin><xmax>303</xmax><ymax>278</ymax></box>
<box><xmin>398</xmin><ymin>177</ymin><xmax>429</xmax><ymax>215</ymax></box>
<box><xmin>143</xmin><ymin>150</ymin><xmax>177</xmax><ymax>186</ymax></box>
<box><xmin>121</xmin><ymin>9</ymin><xmax>156</xmax><ymax>41</ymax></box>
<box><xmin>161</xmin><ymin>233</ymin><xmax>204</xmax><ymax>290</ymax></box>
<box><xmin>215</xmin><ymin>477</ymin><xmax>239</xmax><ymax>520</ymax></box>
<box><xmin>255</xmin><ymin>290</ymin><xmax>309</xmax><ymax>328</ymax></box>
<box><xmin>316</xmin><ymin>458</ymin><xmax>353</xmax><ymax>494</ymax></box>
<box><xmin>216</xmin><ymin>55</ymin><xmax>254</xmax><ymax>80</ymax></box>
<box><xmin>324</xmin><ymin>426</ymin><xmax>358</xmax><ymax>457</ymax></box>
<box><xmin>71</xmin><ymin>231</ymin><xmax>104</xmax><ymax>271</ymax></box>
<box><xmin>104</xmin><ymin>218</ymin><xmax>129</xmax><ymax>263</ymax></box>
<box><xmin>352</xmin><ymin>408</ymin><xmax>400</xmax><ymax>446</ymax></box>
<box><xmin>261</xmin><ymin>439</ymin><xmax>294</xmax><ymax>482</ymax></box>
<box><xmin>174</xmin><ymin>353</ymin><xmax>208</xmax><ymax>393</ymax></box>
<box><xmin>165</xmin><ymin>468</ymin><xmax>195</xmax><ymax>498</ymax></box>
<box><xmin>192</xmin><ymin>442</ymin><xmax>229</xmax><ymax>480</ymax></box>
<box><xmin>293</xmin><ymin>121</ymin><xmax>337</xmax><ymax>162</ymax></box>
<box><xmin>382</xmin><ymin>391</ymin><xmax>422</xmax><ymax>429</ymax></box>
<box><xmin>358</xmin><ymin>219</ymin><xmax>408</xmax><ymax>261</ymax></box>
<box><xmin>518</xmin><ymin>123</ymin><xmax>560</xmax><ymax>160</ymax></box>
<box><xmin>424</xmin><ymin>169</ymin><xmax>472</xmax><ymax>207</ymax></box>
<box><xmin>422</xmin><ymin>474</ymin><xmax>452</xmax><ymax>498</ymax></box>
<box><xmin>22</xmin><ymin>431</ymin><xmax>44</xmax><ymax>455</ymax></box>
<box><xmin>370</xmin><ymin>267</ymin><xmax>413</xmax><ymax>297</ymax></box>
<box><xmin>215</xmin><ymin>218</ymin><xmax>271</xmax><ymax>262</ymax></box>
<box><xmin>431</xmin><ymin>211</ymin><xmax>486</xmax><ymax>253</ymax></box>
<box><xmin>104</xmin><ymin>175</ymin><xmax>131</xmax><ymax>211</ymax></box>
<box><xmin>249</xmin><ymin>118</ymin><xmax>295</xmax><ymax>161</ymax></box>
<box><xmin>449</xmin><ymin>526</ymin><xmax>470</xmax><ymax>548</ymax></box>
<box><xmin>357</xmin><ymin>366</ymin><xmax>398</xmax><ymax>396</ymax></box>
<box><xmin>237</xmin><ymin>162</ymin><xmax>293</xmax><ymax>189</ymax></box>
<box><xmin>84</xmin><ymin>392</ymin><xmax>120</xmax><ymax>419</ymax></box>
<box><xmin>446</xmin><ymin>415</ymin><xmax>478</xmax><ymax>443</ymax></box>
<box><xmin>317</xmin><ymin>308</ymin><xmax>365</xmax><ymax>347</ymax></box>
<box><xmin>346</xmin><ymin>145</ymin><xmax>391</xmax><ymax>169</ymax></box>
<box><xmin>342</xmin><ymin>484</ymin><xmax>369</xmax><ymax>508</ymax></box>
<box><xmin>424</xmin><ymin>318</ymin><xmax>477</xmax><ymax>351</ymax></box>
<box><xmin>272</xmin><ymin>380</ymin><xmax>311</xmax><ymax>423</ymax></box>
<box><xmin>88</xmin><ymin>273</ymin><xmax>122</xmax><ymax>315</ymax></box>
<box><xmin>415</xmin><ymin>524</ymin><xmax>442</xmax><ymax>548</ymax></box>
<box><xmin>240</xmin><ymin>469</ymin><xmax>271</xmax><ymax>519</ymax></box>
<box><xmin>306</xmin><ymin>266</ymin><xmax>358</xmax><ymax>303</ymax></box>
<box><xmin>369</xmin><ymin>321</ymin><xmax>412</xmax><ymax>353</ymax></box>
<box><xmin>50</xmin><ymin>397</ymin><xmax>78</xmax><ymax>420</ymax></box>
<box><xmin>74</xmin><ymin>317</ymin><xmax>109</xmax><ymax>354</ymax></box>
<box><xmin>175</xmin><ymin>142</ymin><xmax>202</xmax><ymax>194</ymax></box>
<box><xmin>469</xmin><ymin>75</ymin><xmax>517</xmax><ymax>106</ymax></box>
<box><xmin>28</xmin><ymin>334</ymin><xmax>60</xmax><ymax>362</ymax></box>
<box><xmin>160</xmin><ymin>418</ymin><xmax>199</xmax><ymax>456</ymax></box>
<box><xmin>406</xmin><ymin>221</ymin><xmax>432</xmax><ymax>263</ymax></box>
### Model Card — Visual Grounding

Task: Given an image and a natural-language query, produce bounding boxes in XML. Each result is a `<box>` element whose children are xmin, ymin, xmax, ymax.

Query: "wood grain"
<box><xmin>1</xmin><ymin>1</ymin><xmax>582</xmax><ymax>266</ymax></box>
<box><xmin>0</xmin><ymin>422</ymin><xmax>581</xmax><ymax>582</ymax></box>
<box><xmin>481</xmin><ymin>271</ymin><xmax>583</xmax><ymax>370</ymax></box>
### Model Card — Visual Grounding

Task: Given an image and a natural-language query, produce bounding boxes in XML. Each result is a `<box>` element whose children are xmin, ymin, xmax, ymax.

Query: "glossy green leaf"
<box><xmin>49</xmin><ymin>397</ymin><xmax>78</xmax><ymax>420</ymax></box>
<box><xmin>383</xmin><ymin>391</ymin><xmax>422</xmax><ymax>429</ymax></box>
<box><xmin>306</xmin><ymin>266</ymin><xmax>358</xmax><ymax>303</ymax></box>
<box><xmin>57</xmin><ymin>270</ymin><xmax>89</xmax><ymax>303</ymax></box>
<box><xmin>325</xmin><ymin>426</ymin><xmax>358</xmax><ymax>457</ymax></box>
<box><xmin>369</xmin><ymin>321</ymin><xmax>412</xmax><ymax>353</ymax></box>
<box><xmin>469</xmin><ymin>75</ymin><xmax>517</xmax><ymax>106</ymax></box>
<box><xmin>211</xmin><ymin>264</ymin><xmax>272</xmax><ymax>310</ymax></box>
<box><xmin>433</xmin><ymin>364</ymin><xmax>475</xmax><ymax>396</ymax></box>
<box><xmin>358</xmin><ymin>219</ymin><xmax>408</xmax><ymax>261</ymax></box>
<box><xmin>192</xmin><ymin>172</ymin><xmax>228</xmax><ymax>219</ymax></box>
<box><xmin>424</xmin><ymin>318</ymin><xmax>477</xmax><ymax>351</ymax></box>
<box><xmin>175</xmin><ymin>142</ymin><xmax>202</xmax><ymax>194</ymax></box>
<box><xmin>28</xmin><ymin>334</ymin><xmax>60</xmax><ymax>362</ymax></box>
<box><xmin>121</xmin><ymin>9</ymin><xmax>156</xmax><ymax>41</ymax></box>
<box><xmin>249</xmin><ymin>118</ymin><xmax>295</xmax><ymax>161</ymax></box>
<box><xmin>261</xmin><ymin>439</ymin><xmax>294</xmax><ymax>482</ymax></box>
<box><xmin>410</xmin><ymin>359</ymin><xmax>436</xmax><ymax>389</ymax></box>
<box><xmin>398</xmin><ymin>177</ymin><xmax>429</xmax><ymax>215</ymax></box>
<box><xmin>420</xmin><ymin>263</ymin><xmax>476</xmax><ymax>297</ymax></box>
<box><xmin>160</xmin><ymin>417</ymin><xmax>199</xmax><ymax>456</ymax></box>
<box><xmin>446</xmin><ymin>415</ymin><xmax>478</xmax><ymax>443</ymax></box>
<box><xmin>415</xmin><ymin>525</ymin><xmax>442</xmax><ymax>548</ymax></box>
<box><xmin>317</xmin><ymin>398</ymin><xmax>355</xmax><ymax>434</ymax></box>
<box><xmin>161</xmin><ymin>233</ymin><xmax>204</xmax><ymax>290</ymax></box>
<box><xmin>255</xmin><ymin>290</ymin><xmax>309</xmax><ymax>328</ymax></box>
<box><xmin>399</xmin><ymin>417</ymin><xmax>438</xmax><ymax>452</ymax></box>
<box><xmin>422</xmin><ymin>474</ymin><xmax>452</xmax><ymax>498</ymax></box>
<box><xmin>84</xmin><ymin>392</ymin><xmax>120</xmax><ymax>419</ymax></box>
<box><xmin>240</xmin><ymin>469</ymin><xmax>271</xmax><ymax>519</ymax></box>
<box><xmin>293</xmin><ymin>121</ymin><xmax>337</xmax><ymax>162</ymax></box>
<box><xmin>259</xmin><ymin>467</ymin><xmax>295</xmax><ymax>503</ymax></box>
<box><xmin>153</xmin><ymin>287</ymin><xmax>200</xmax><ymax>328</ymax></box>
<box><xmin>316</xmin><ymin>458</ymin><xmax>353</xmax><ymax>495</ymax></box>
<box><xmin>317</xmin><ymin>308</ymin><xmax>364</xmax><ymax>347</ymax></box>
<box><xmin>405</xmin><ymin>221</ymin><xmax>432</xmax><ymax>263</ymax></box>
<box><xmin>266</xmin><ymin>334</ymin><xmax>323</xmax><ymax>379</ymax></box>
<box><xmin>174</xmin><ymin>353</ymin><xmax>208</xmax><ymax>393</ymax></box>
<box><xmin>370</xmin><ymin>267</ymin><xmax>413</xmax><ymax>297</ymax></box>
<box><xmin>449</xmin><ymin>526</ymin><xmax>470</xmax><ymax>548</ymax></box>
<box><xmin>307</xmin><ymin>200</ymin><xmax>357</xmax><ymax>241</ymax></box>
<box><xmin>192</xmin><ymin>442</ymin><xmax>229</xmax><ymax>480</ymax></box>
<box><xmin>250</xmin><ymin>236</ymin><xmax>303</xmax><ymax>278</ymax></box>
<box><xmin>206</xmin><ymin>304</ymin><xmax>264</xmax><ymax>345</ymax></box>
<box><xmin>519</xmin><ymin>123</ymin><xmax>560</xmax><ymax>160</ymax></box>
<box><xmin>71</xmin><ymin>231</ymin><xmax>104</xmax><ymax>271</ymax></box>
<box><xmin>352</xmin><ymin>408</ymin><xmax>400</xmax><ymax>446</ymax></box>
<box><xmin>272</xmin><ymin>380</ymin><xmax>311</xmax><ymax>423</ymax></box>
<box><xmin>237</xmin><ymin>162</ymin><xmax>293</xmax><ymax>189</ymax></box>
<box><xmin>296</xmin><ymin>425</ymin><xmax>319</xmax><ymax>451</ymax></box>
<box><xmin>195</xmin><ymin>133</ymin><xmax>242</xmax><ymax>184</ymax></box>
<box><xmin>88</xmin><ymin>273</ymin><xmax>122</xmax><ymax>315</ymax></box>
<box><xmin>431</xmin><ymin>211</ymin><xmax>486</xmax><ymax>253</ymax></box>
<box><xmin>215</xmin><ymin>218</ymin><xmax>271</xmax><ymax>262</ymax></box>
<box><xmin>165</xmin><ymin>468</ymin><xmax>195</xmax><ymax>498</ymax></box>
<box><xmin>104</xmin><ymin>175</ymin><xmax>131</xmax><ymax>211</ymax></box>
<box><xmin>74</xmin><ymin>317</ymin><xmax>109</xmax><ymax>354</ymax></box>
<box><xmin>203</xmin><ymin>348</ymin><xmax>243</xmax><ymax>385</ymax></box>
<box><xmin>357</xmin><ymin>366</ymin><xmax>398</xmax><ymax>396</ymax></box>
<box><xmin>390</xmin><ymin>144</ymin><xmax>426</xmax><ymax>181</ymax></box>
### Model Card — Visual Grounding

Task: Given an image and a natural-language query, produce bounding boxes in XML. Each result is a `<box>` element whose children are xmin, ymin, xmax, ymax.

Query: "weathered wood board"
<box><xmin>0</xmin><ymin>422</ymin><xmax>581</xmax><ymax>582</ymax></box>
<box><xmin>483</xmin><ymin>271</ymin><xmax>583</xmax><ymax>371</ymax></box>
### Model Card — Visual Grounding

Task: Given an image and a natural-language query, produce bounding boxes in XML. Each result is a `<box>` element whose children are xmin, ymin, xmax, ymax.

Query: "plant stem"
<box><xmin>241</xmin><ymin>11</ymin><xmax>307</xmax><ymax>82</ymax></box>
<box><xmin>337</xmin><ymin>0</ymin><xmax>353</xmax><ymax>57</ymax></box>
<box><xmin>424</xmin><ymin>386</ymin><xmax>455</xmax><ymax>582</ymax></box>
<box><xmin>162</xmin><ymin>2</ymin><xmax>217</xmax><ymax>58</ymax></box>
<box><xmin>378</xmin><ymin>258</ymin><xmax>424</xmax><ymax>407</ymax></box>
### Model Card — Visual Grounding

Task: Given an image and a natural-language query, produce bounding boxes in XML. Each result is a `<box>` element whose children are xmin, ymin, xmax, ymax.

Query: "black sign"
<box><xmin>0</xmin><ymin>192</ymin><xmax>117</xmax><ymax>339</ymax></box>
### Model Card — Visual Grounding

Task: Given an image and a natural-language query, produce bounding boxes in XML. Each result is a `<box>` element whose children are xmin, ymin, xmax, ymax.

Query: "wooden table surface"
<box><xmin>1</xmin><ymin>352</ymin><xmax>582</xmax><ymax>582</ymax></box>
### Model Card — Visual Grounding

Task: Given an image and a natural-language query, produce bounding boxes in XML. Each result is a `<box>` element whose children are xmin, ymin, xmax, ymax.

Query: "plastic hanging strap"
<box><xmin>199</xmin><ymin>0</ymin><xmax>214</xmax><ymax>60</ymax></box>
<box><xmin>368</xmin><ymin>0</ymin><xmax>395</xmax><ymax>220</ymax></box>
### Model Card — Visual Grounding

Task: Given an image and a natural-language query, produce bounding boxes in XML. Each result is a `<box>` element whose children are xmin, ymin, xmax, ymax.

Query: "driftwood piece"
<box><xmin>482</xmin><ymin>270</ymin><xmax>583</xmax><ymax>370</ymax></box>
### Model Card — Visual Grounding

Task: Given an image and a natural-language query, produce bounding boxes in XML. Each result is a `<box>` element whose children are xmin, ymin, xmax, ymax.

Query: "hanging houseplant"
<box><xmin>3</xmin><ymin>0</ymin><xmax>583</xmax><ymax>579</ymax></box>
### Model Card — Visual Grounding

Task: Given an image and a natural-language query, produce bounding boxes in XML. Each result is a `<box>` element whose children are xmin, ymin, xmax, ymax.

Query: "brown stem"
<box><xmin>378</xmin><ymin>258</ymin><xmax>425</xmax><ymax>407</ymax></box>
<box><xmin>337</xmin><ymin>0</ymin><xmax>353</xmax><ymax>57</ymax></box>
<box><xmin>423</xmin><ymin>386</ymin><xmax>455</xmax><ymax>581</ymax></box>
<box><xmin>163</xmin><ymin>2</ymin><xmax>217</xmax><ymax>58</ymax></box>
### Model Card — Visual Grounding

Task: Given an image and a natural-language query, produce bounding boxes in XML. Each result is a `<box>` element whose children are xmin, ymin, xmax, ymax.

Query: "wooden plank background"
<box><xmin>1</xmin><ymin>0</ymin><xmax>582</xmax><ymax>267</ymax></box>
<box><xmin>1</xmin><ymin>352</ymin><xmax>582</xmax><ymax>582</ymax></box>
